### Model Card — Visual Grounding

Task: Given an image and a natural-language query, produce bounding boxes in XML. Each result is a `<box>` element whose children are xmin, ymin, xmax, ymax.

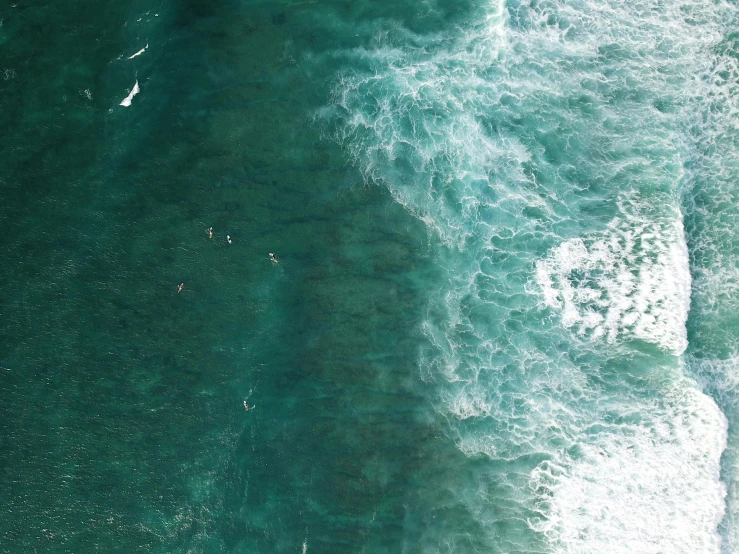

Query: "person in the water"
<box><xmin>227</xmin><ymin>235</ymin><xmax>232</xmax><ymax>244</ymax></box>
<box><xmin>208</xmin><ymin>227</ymin><xmax>213</xmax><ymax>239</ymax></box>
<box><xmin>177</xmin><ymin>283</ymin><xmax>184</xmax><ymax>293</ymax></box>
<box><xmin>269</xmin><ymin>252</ymin><xmax>279</xmax><ymax>264</ymax></box>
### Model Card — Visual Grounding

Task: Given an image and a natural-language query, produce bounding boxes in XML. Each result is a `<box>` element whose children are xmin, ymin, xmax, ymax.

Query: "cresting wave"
<box><xmin>323</xmin><ymin>0</ymin><xmax>734</xmax><ymax>550</ymax></box>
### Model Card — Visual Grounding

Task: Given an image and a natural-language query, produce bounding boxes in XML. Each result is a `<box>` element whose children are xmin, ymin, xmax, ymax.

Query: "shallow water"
<box><xmin>1</xmin><ymin>0</ymin><xmax>738</xmax><ymax>552</ymax></box>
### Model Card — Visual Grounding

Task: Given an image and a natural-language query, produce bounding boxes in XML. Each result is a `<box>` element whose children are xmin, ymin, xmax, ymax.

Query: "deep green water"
<box><xmin>1</xmin><ymin>0</ymin><xmax>739</xmax><ymax>552</ymax></box>
<box><xmin>0</xmin><ymin>1</ymin><xmax>454</xmax><ymax>551</ymax></box>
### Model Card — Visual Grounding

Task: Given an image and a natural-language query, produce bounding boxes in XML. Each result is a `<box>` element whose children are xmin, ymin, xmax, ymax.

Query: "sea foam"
<box><xmin>323</xmin><ymin>0</ymin><xmax>733</xmax><ymax>548</ymax></box>
<box><xmin>120</xmin><ymin>80</ymin><xmax>140</xmax><ymax>107</ymax></box>
<box><xmin>535</xmin><ymin>200</ymin><xmax>691</xmax><ymax>354</ymax></box>
<box><xmin>530</xmin><ymin>384</ymin><xmax>727</xmax><ymax>554</ymax></box>
<box><xmin>682</xmin><ymin>18</ymin><xmax>739</xmax><ymax>548</ymax></box>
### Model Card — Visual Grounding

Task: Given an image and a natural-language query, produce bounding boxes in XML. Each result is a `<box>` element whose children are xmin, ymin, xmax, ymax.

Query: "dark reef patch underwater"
<box><xmin>1</xmin><ymin>0</ymin><xmax>738</xmax><ymax>552</ymax></box>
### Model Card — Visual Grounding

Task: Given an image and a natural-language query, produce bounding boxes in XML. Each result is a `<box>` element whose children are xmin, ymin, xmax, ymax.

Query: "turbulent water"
<box><xmin>1</xmin><ymin>0</ymin><xmax>738</xmax><ymax>551</ymax></box>
<box><xmin>324</xmin><ymin>0</ymin><xmax>739</xmax><ymax>550</ymax></box>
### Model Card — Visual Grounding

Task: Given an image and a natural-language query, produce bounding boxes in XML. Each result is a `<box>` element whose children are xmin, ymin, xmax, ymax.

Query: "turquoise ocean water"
<box><xmin>1</xmin><ymin>0</ymin><xmax>738</xmax><ymax>551</ymax></box>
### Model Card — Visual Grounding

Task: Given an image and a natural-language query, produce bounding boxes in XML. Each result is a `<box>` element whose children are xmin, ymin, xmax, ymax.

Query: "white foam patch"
<box><xmin>530</xmin><ymin>386</ymin><xmax>727</xmax><ymax>554</ymax></box>
<box><xmin>120</xmin><ymin>81</ymin><xmax>140</xmax><ymax>107</ymax></box>
<box><xmin>128</xmin><ymin>44</ymin><xmax>148</xmax><ymax>59</ymax></box>
<box><xmin>535</xmin><ymin>202</ymin><xmax>691</xmax><ymax>354</ymax></box>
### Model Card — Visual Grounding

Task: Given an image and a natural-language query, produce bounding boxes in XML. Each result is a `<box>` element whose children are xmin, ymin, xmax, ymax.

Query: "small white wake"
<box><xmin>120</xmin><ymin>81</ymin><xmax>140</xmax><ymax>107</ymax></box>
<box><xmin>128</xmin><ymin>44</ymin><xmax>148</xmax><ymax>59</ymax></box>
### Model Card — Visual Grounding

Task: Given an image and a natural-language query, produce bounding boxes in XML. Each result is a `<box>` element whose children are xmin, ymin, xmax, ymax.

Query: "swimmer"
<box><xmin>269</xmin><ymin>252</ymin><xmax>279</xmax><ymax>264</ymax></box>
<box><xmin>177</xmin><ymin>283</ymin><xmax>184</xmax><ymax>293</ymax></box>
<box><xmin>227</xmin><ymin>235</ymin><xmax>232</xmax><ymax>245</ymax></box>
<box><xmin>208</xmin><ymin>227</ymin><xmax>213</xmax><ymax>239</ymax></box>
<box><xmin>243</xmin><ymin>401</ymin><xmax>249</xmax><ymax>411</ymax></box>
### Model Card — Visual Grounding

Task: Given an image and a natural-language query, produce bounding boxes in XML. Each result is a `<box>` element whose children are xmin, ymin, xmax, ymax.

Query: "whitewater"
<box><xmin>323</xmin><ymin>0</ymin><xmax>739</xmax><ymax>550</ymax></box>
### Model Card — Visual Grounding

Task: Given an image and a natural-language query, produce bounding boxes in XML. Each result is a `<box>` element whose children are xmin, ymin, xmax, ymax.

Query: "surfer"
<box><xmin>208</xmin><ymin>227</ymin><xmax>213</xmax><ymax>239</ymax></box>
<box><xmin>227</xmin><ymin>235</ymin><xmax>232</xmax><ymax>245</ymax></box>
<box><xmin>177</xmin><ymin>283</ymin><xmax>184</xmax><ymax>293</ymax></box>
<box><xmin>243</xmin><ymin>401</ymin><xmax>249</xmax><ymax>411</ymax></box>
<box><xmin>269</xmin><ymin>252</ymin><xmax>279</xmax><ymax>264</ymax></box>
